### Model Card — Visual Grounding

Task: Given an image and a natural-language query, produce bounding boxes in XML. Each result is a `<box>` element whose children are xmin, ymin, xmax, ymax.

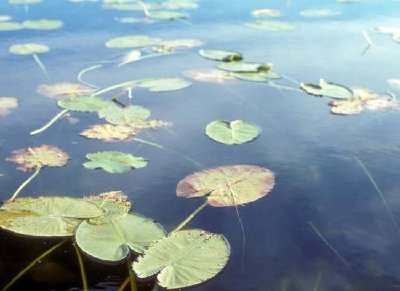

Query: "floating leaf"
<box><xmin>364</xmin><ymin>98</ymin><xmax>396</xmax><ymax>111</ymax></box>
<box><xmin>251</xmin><ymin>9</ymin><xmax>282</xmax><ymax>17</ymax></box>
<box><xmin>198</xmin><ymin>49</ymin><xmax>243</xmax><ymax>62</ymax></box>
<box><xmin>115</xmin><ymin>17</ymin><xmax>154</xmax><ymax>24</ymax></box>
<box><xmin>9</xmin><ymin>0</ymin><xmax>42</xmax><ymax>4</ymax></box>
<box><xmin>0</xmin><ymin>97</ymin><xmax>18</xmax><ymax>116</ymax></box>
<box><xmin>105</xmin><ymin>35</ymin><xmax>162</xmax><ymax>48</ymax></box>
<box><xmin>0</xmin><ymin>15</ymin><xmax>12</xmax><ymax>22</ymax></box>
<box><xmin>0</xmin><ymin>197</ymin><xmax>104</xmax><ymax>237</ymax></box>
<box><xmin>231</xmin><ymin>70</ymin><xmax>281</xmax><ymax>81</ymax></box>
<box><xmin>300</xmin><ymin>9</ymin><xmax>340</xmax><ymax>17</ymax></box>
<box><xmin>245</xmin><ymin>20</ymin><xmax>296</xmax><ymax>31</ymax></box>
<box><xmin>205</xmin><ymin>120</ymin><xmax>260</xmax><ymax>145</ymax></box>
<box><xmin>9</xmin><ymin>43</ymin><xmax>49</xmax><ymax>55</ymax></box>
<box><xmin>58</xmin><ymin>96</ymin><xmax>113</xmax><ymax>112</ymax></box>
<box><xmin>388</xmin><ymin>79</ymin><xmax>400</xmax><ymax>91</ymax></box>
<box><xmin>161</xmin><ymin>0</ymin><xmax>198</xmax><ymax>10</ymax></box>
<box><xmin>22</xmin><ymin>19</ymin><xmax>63</xmax><ymax>30</ymax></box>
<box><xmin>8</xmin><ymin>145</ymin><xmax>69</xmax><ymax>171</ymax></box>
<box><xmin>80</xmin><ymin>124</ymin><xmax>134</xmax><ymax>142</ymax></box>
<box><xmin>0</xmin><ymin>22</ymin><xmax>24</xmax><ymax>31</ymax></box>
<box><xmin>218</xmin><ymin>62</ymin><xmax>272</xmax><ymax>73</ymax></box>
<box><xmin>176</xmin><ymin>165</ymin><xmax>275</xmax><ymax>207</ymax></box>
<box><xmin>183</xmin><ymin>69</ymin><xmax>236</xmax><ymax>83</ymax></box>
<box><xmin>154</xmin><ymin>38</ymin><xmax>202</xmax><ymax>52</ymax></box>
<box><xmin>137</xmin><ymin>78</ymin><xmax>191</xmax><ymax>92</ymax></box>
<box><xmin>75</xmin><ymin>213</ymin><xmax>166</xmax><ymax>262</ymax></box>
<box><xmin>133</xmin><ymin>229</ymin><xmax>230</xmax><ymax>289</ymax></box>
<box><xmin>103</xmin><ymin>2</ymin><xmax>162</xmax><ymax>11</ymax></box>
<box><xmin>83</xmin><ymin>151</ymin><xmax>147</xmax><ymax>173</ymax></box>
<box><xmin>300</xmin><ymin>79</ymin><xmax>353</xmax><ymax>99</ymax></box>
<box><xmin>329</xmin><ymin>99</ymin><xmax>363</xmax><ymax>115</ymax></box>
<box><xmin>98</xmin><ymin>105</ymin><xmax>151</xmax><ymax>125</ymax></box>
<box><xmin>37</xmin><ymin>82</ymin><xmax>96</xmax><ymax>99</ymax></box>
<box><xmin>148</xmin><ymin>11</ymin><xmax>188</xmax><ymax>20</ymax></box>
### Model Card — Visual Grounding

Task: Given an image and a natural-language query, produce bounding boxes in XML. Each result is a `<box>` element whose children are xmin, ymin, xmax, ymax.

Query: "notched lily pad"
<box><xmin>218</xmin><ymin>62</ymin><xmax>272</xmax><ymax>73</ymax></box>
<box><xmin>205</xmin><ymin>120</ymin><xmax>260</xmax><ymax>145</ymax></box>
<box><xmin>300</xmin><ymin>79</ymin><xmax>353</xmax><ymax>99</ymax></box>
<box><xmin>199</xmin><ymin>49</ymin><xmax>243</xmax><ymax>62</ymax></box>
<box><xmin>8</xmin><ymin>145</ymin><xmax>69</xmax><ymax>171</ymax></box>
<box><xmin>176</xmin><ymin>165</ymin><xmax>275</xmax><ymax>207</ymax></box>
<box><xmin>9</xmin><ymin>43</ymin><xmax>49</xmax><ymax>55</ymax></box>
<box><xmin>22</xmin><ymin>19</ymin><xmax>63</xmax><ymax>30</ymax></box>
<box><xmin>80</xmin><ymin>124</ymin><xmax>134</xmax><ymax>142</ymax></box>
<box><xmin>58</xmin><ymin>96</ymin><xmax>113</xmax><ymax>112</ymax></box>
<box><xmin>0</xmin><ymin>97</ymin><xmax>18</xmax><ymax>116</ymax></box>
<box><xmin>245</xmin><ymin>20</ymin><xmax>296</xmax><ymax>31</ymax></box>
<box><xmin>83</xmin><ymin>151</ymin><xmax>147</xmax><ymax>173</ymax></box>
<box><xmin>37</xmin><ymin>82</ymin><xmax>96</xmax><ymax>99</ymax></box>
<box><xmin>133</xmin><ymin>229</ymin><xmax>230</xmax><ymax>290</ymax></box>
<box><xmin>105</xmin><ymin>35</ymin><xmax>162</xmax><ymax>48</ymax></box>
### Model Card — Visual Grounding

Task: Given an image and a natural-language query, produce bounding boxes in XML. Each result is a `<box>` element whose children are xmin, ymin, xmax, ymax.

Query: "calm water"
<box><xmin>1</xmin><ymin>0</ymin><xmax>400</xmax><ymax>290</ymax></box>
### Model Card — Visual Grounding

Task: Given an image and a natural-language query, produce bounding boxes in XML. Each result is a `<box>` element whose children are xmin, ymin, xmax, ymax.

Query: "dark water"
<box><xmin>1</xmin><ymin>0</ymin><xmax>400</xmax><ymax>290</ymax></box>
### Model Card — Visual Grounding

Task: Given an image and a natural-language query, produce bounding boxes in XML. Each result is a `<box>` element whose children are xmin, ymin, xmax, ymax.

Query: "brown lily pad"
<box><xmin>80</xmin><ymin>124</ymin><xmax>134</xmax><ymax>142</ymax></box>
<box><xmin>183</xmin><ymin>69</ymin><xmax>236</xmax><ymax>83</ymax></box>
<box><xmin>37</xmin><ymin>82</ymin><xmax>96</xmax><ymax>99</ymax></box>
<box><xmin>0</xmin><ymin>97</ymin><xmax>18</xmax><ymax>116</ymax></box>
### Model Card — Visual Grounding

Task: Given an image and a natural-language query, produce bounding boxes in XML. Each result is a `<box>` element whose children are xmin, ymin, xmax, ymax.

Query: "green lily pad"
<box><xmin>58</xmin><ymin>96</ymin><xmax>113</xmax><ymax>112</ymax></box>
<box><xmin>7</xmin><ymin>145</ymin><xmax>69</xmax><ymax>171</ymax></box>
<box><xmin>0</xmin><ymin>97</ymin><xmax>18</xmax><ymax>116</ymax></box>
<box><xmin>23</xmin><ymin>19</ymin><xmax>63</xmax><ymax>30</ymax></box>
<box><xmin>176</xmin><ymin>165</ymin><xmax>275</xmax><ymax>207</ymax></box>
<box><xmin>0</xmin><ymin>22</ymin><xmax>24</xmax><ymax>31</ymax></box>
<box><xmin>245</xmin><ymin>20</ymin><xmax>296</xmax><ymax>31</ymax></box>
<box><xmin>205</xmin><ymin>120</ymin><xmax>260</xmax><ymax>145</ymax></box>
<box><xmin>9</xmin><ymin>43</ymin><xmax>49</xmax><ymax>55</ymax></box>
<box><xmin>300</xmin><ymin>9</ymin><xmax>340</xmax><ymax>17</ymax></box>
<box><xmin>9</xmin><ymin>0</ymin><xmax>42</xmax><ymax>4</ymax></box>
<box><xmin>103</xmin><ymin>2</ymin><xmax>162</xmax><ymax>11</ymax></box>
<box><xmin>300</xmin><ymin>79</ymin><xmax>353</xmax><ymax>99</ymax></box>
<box><xmin>105</xmin><ymin>35</ymin><xmax>162</xmax><ymax>48</ymax></box>
<box><xmin>137</xmin><ymin>78</ymin><xmax>191</xmax><ymax>92</ymax></box>
<box><xmin>83</xmin><ymin>151</ymin><xmax>147</xmax><ymax>173</ymax></box>
<box><xmin>0</xmin><ymin>197</ymin><xmax>104</xmax><ymax>237</ymax></box>
<box><xmin>98</xmin><ymin>105</ymin><xmax>151</xmax><ymax>125</ymax></box>
<box><xmin>251</xmin><ymin>9</ymin><xmax>282</xmax><ymax>17</ymax></box>
<box><xmin>198</xmin><ymin>49</ymin><xmax>243</xmax><ymax>62</ymax></box>
<box><xmin>161</xmin><ymin>0</ymin><xmax>198</xmax><ymax>10</ymax></box>
<box><xmin>133</xmin><ymin>229</ymin><xmax>230</xmax><ymax>289</ymax></box>
<box><xmin>148</xmin><ymin>11</ymin><xmax>188</xmax><ymax>20</ymax></box>
<box><xmin>218</xmin><ymin>62</ymin><xmax>272</xmax><ymax>73</ymax></box>
<box><xmin>231</xmin><ymin>70</ymin><xmax>281</xmax><ymax>81</ymax></box>
<box><xmin>75</xmin><ymin>213</ymin><xmax>166</xmax><ymax>262</ymax></box>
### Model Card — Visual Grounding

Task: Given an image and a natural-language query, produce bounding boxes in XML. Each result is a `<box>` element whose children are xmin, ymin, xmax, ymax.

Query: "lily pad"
<box><xmin>300</xmin><ymin>79</ymin><xmax>353</xmax><ymax>99</ymax></box>
<box><xmin>80</xmin><ymin>124</ymin><xmax>134</xmax><ymax>142</ymax></box>
<box><xmin>183</xmin><ymin>69</ymin><xmax>236</xmax><ymax>83</ymax></box>
<box><xmin>7</xmin><ymin>145</ymin><xmax>69</xmax><ymax>171</ymax></box>
<box><xmin>148</xmin><ymin>11</ymin><xmax>188</xmax><ymax>20</ymax></box>
<box><xmin>231</xmin><ymin>70</ymin><xmax>281</xmax><ymax>81</ymax></box>
<box><xmin>154</xmin><ymin>38</ymin><xmax>202</xmax><ymax>52</ymax></box>
<box><xmin>245</xmin><ymin>20</ymin><xmax>296</xmax><ymax>31</ymax></box>
<box><xmin>199</xmin><ymin>49</ymin><xmax>243</xmax><ymax>62</ymax></box>
<box><xmin>0</xmin><ymin>22</ymin><xmax>24</xmax><ymax>31</ymax></box>
<box><xmin>105</xmin><ymin>35</ymin><xmax>162</xmax><ymax>48</ymax></box>
<box><xmin>22</xmin><ymin>19</ymin><xmax>63</xmax><ymax>30</ymax></box>
<box><xmin>329</xmin><ymin>99</ymin><xmax>363</xmax><ymax>115</ymax></box>
<box><xmin>205</xmin><ymin>120</ymin><xmax>260</xmax><ymax>145</ymax></box>
<box><xmin>218</xmin><ymin>62</ymin><xmax>272</xmax><ymax>73</ymax></box>
<box><xmin>0</xmin><ymin>15</ymin><xmax>12</xmax><ymax>22</ymax></box>
<box><xmin>98</xmin><ymin>105</ymin><xmax>151</xmax><ymax>125</ymax></box>
<box><xmin>9</xmin><ymin>43</ymin><xmax>49</xmax><ymax>55</ymax></box>
<box><xmin>161</xmin><ymin>0</ymin><xmax>198</xmax><ymax>10</ymax></box>
<box><xmin>133</xmin><ymin>229</ymin><xmax>230</xmax><ymax>289</ymax></box>
<box><xmin>37</xmin><ymin>82</ymin><xmax>96</xmax><ymax>99</ymax></box>
<box><xmin>9</xmin><ymin>0</ymin><xmax>42</xmax><ymax>4</ymax></box>
<box><xmin>388</xmin><ymin>78</ymin><xmax>400</xmax><ymax>91</ymax></box>
<box><xmin>75</xmin><ymin>213</ymin><xmax>166</xmax><ymax>262</ymax></box>
<box><xmin>0</xmin><ymin>97</ymin><xmax>18</xmax><ymax>116</ymax></box>
<box><xmin>300</xmin><ymin>9</ymin><xmax>340</xmax><ymax>17</ymax></box>
<box><xmin>103</xmin><ymin>2</ymin><xmax>162</xmax><ymax>11</ymax></box>
<box><xmin>83</xmin><ymin>151</ymin><xmax>147</xmax><ymax>173</ymax></box>
<box><xmin>176</xmin><ymin>165</ymin><xmax>275</xmax><ymax>207</ymax></box>
<box><xmin>58</xmin><ymin>96</ymin><xmax>113</xmax><ymax>112</ymax></box>
<box><xmin>0</xmin><ymin>197</ymin><xmax>104</xmax><ymax>237</ymax></box>
<box><xmin>137</xmin><ymin>78</ymin><xmax>191</xmax><ymax>92</ymax></box>
<box><xmin>251</xmin><ymin>9</ymin><xmax>282</xmax><ymax>17</ymax></box>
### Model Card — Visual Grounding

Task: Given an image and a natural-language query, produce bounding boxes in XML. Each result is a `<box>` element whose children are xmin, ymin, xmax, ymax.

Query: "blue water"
<box><xmin>1</xmin><ymin>0</ymin><xmax>400</xmax><ymax>290</ymax></box>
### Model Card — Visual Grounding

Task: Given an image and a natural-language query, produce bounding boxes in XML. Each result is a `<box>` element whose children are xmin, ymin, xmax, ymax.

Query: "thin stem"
<box><xmin>308</xmin><ymin>221</ymin><xmax>351</xmax><ymax>268</ymax></box>
<box><xmin>73</xmin><ymin>242</ymin><xmax>89</xmax><ymax>291</ymax></box>
<box><xmin>266</xmin><ymin>81</ymin><xmax>302</xmax><ymax>92</ymax></box>
<box><xmin>77</xmin><ymin>64</ymin><xmax>103</xmax><ymax>89</ymax></box>
<box><xmin>2</xmin><ymin>240</ymin><xmax>67</xmax><ymax>291</ymax></box>
<box><xmin>118</xmin><ymin>52</ymin><xmax>173</xmax><ymax>67</ymax></box>
<box><xmin>363</xmin><ymin>30</ymin><xmax>374</xmax><ymax>47</ymax></box>
<box><xmin>118</xmin><ymin>276</ymin><xmax>131</xmax><ymax>291</ymax></box>
<box><xmin>280</xmin><ymin>73</ymin><xmax>301</xmax><ymax>86</ymax></box>
<box><xmin>92</xmin><ymin>80</ymin><xmax>139</xmax><ymax>97</ymax></box>
<box><xmin>10</xmin><ymin>166</ymin><xmax>41</xmax><ymax>201</ymax></box>
<box><xmin>127</xmin><ymin>258</ymin><xmax>138</xmax><ymax>291</ymax></box>
<box><xmin>136</xmin><ymin>0</ymin><xmax>149</xmax><ymax>16</ymax></box>
<box><xmin>312</xmin><ymin>271</ymin><xmax>323</xmax><ymax>291</ymax></box>
<box><xmin>32</xmin><ymin>53</ymin><xmax>50</xmax><ymax>82</ymax></box>
<box><xmin>353</xmin><ymin>156</ymin><xmax>400</xmax><ymax>232</ymax></box>
<box><xmin>172</xmin><ymin>200</ymin><xmax>209</xmax><ymax>233</ymax></box>
<box><xmin>30</xmin><ymin>109</ymin><xmax>69</xmax><ymax>135</ymax></box>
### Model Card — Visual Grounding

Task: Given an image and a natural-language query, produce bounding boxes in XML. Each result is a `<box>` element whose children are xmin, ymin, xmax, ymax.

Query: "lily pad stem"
<box><xmin>30</xmin><ymin>109</ymin><xmax>69</xmax><ymax>135</ymax></box>
<box><xmin>136</xmin><ymin>0</ymin><xmax>150</xmax><ymax>16</ymax></box>
<box><xmin>118</xmin><ymin>276</ymin><xmax>130</xmax><ymax>291</ymax></box>
<box><xmin>2</xmin><ymin>240</ymin><xmax>67</xmax><ymax>291</ymax></box>
<box><xmin>266</xmin><ymin>81</ymin><xmax>302</xmax><ymax>92</ymax></box>
<box><xmin>127</xmin><ymin>258</ymin><xmax>138</xmax><ymax>291</ymax></box>
<box><xmin>73</xmin><ymin>242</ymin><xmax>89</xmax><ymax>291</ymax></box>
<box><xmin>32</xmin><ymin>53</ymin><xmax>50</xmax><ymax>82</ymax></box>
<box><xmin>92</xmin><ymin>80</ymin><xmax>139</xmax><ymax>97</ymax></box>
<box><xmin>10</xmin><ymin>166</ymin><xmax>41</xmax><ymax>201</ymax></box>
<box><xmin>77</xmin><ymin>64</ymin><xmax>103</xmax><ymax>89</ymax></box>
<box><xmin>312</xmin><ymin>271</ymin><xmax>323</xmax><ymax>291</ymax></box>
<box><xmin>172</xmin><ymin>200</ymin><xmax>209</xmax><ymax>233</ymax></box>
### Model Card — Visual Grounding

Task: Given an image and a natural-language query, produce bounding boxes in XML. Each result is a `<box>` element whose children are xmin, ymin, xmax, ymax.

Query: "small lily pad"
<box><xmin>176</xmin><ymin>165</ymin><xmax>275</xmax><ymax>207</ymax></box>
<box><xmin>37</xmin><ymin>83</ymin><xmax>96</xmax><ymax>99</ymax></box>
<box><xmin>75</xmin><ymin>213</ymin><xmax>166</xmax><ymax>262</ymax></box>
<box><xmin>199</xmin><ymin>49</ymin><xmax>243</xmax><ymax>62</ymax></box>
<box><xmin>133</xmin><ymin>229</ymin><xmax>230</xmax><ymax>290</ymax></box>
<box><xmin>148</xmin><ymin>11</ymin><xmax>188</xmax><ymax>20</ymax></box>
<box><xmin>9</xmin><ymin>43</ymin><xmax>49</xmax><ymax>55</ymax></box>
<box><xmin>0</xmin><ymin>197</ymin><xmax>104</xmax><ymax>237</ymax></box>
<box><xmin>329</xmin><ymin>99</ymin><xmax>363</xmax><ymax>115</ymax></box>
<box><xmin>0</xmin><ymin>22</ymin><xmax>24</xmax><ymax>31</ymax></box>
<box><xmin>183</xmin><ymin>69</ymin><xmax>236</xmax><ymax>83</ymax></box>
<box><xmin>300</xmin><ymin>79</ymin><xmax>353</xmax><ymax>99</ymax></box>
<box><xmin>105</xmin><ymin>35</ymin><xmax>162</xmax><ymax>48</ymax></box>
<box><xmin>137</xmin><ymin>78</ymin><xmax>191</xmax><ymax>92</ymax></box>
<box><xmin>58</xmin><ymin>96</ymin><xmax>113</xmax><ymax>112</ymax></box>
<box><xmin>251</xmin><ymin>9</ymin><xmax>282</xmax><ymax>17</ymax></box>
<box><xmin>8</xmin><ymin>145</ymin><xmax>69</xmax><ymax>171</ymax></box>
<box><xmin>205</xmin><ymin>120</ymin><xmax>260</xmax><ymax>145</ymax></box>
<box><xmin>0</xmin><ymin>15</ymin><xmax>13</xmax><ymax>22</ymax></box>
<box><xmin>23</xmin><ymin>19</ymin><xmax>63</xmax><ymax>30</ymax></box>
<box><xmin>80</xmin><ymin>124</ymin><xmax>134</xmax><ymax>142</ymax></box>
<box><xmin>154</xmin><ymin>38</ymin><xmax>202</xmax><ymax>52</ymax></box>
<box><xmin>300</xmin><ymin>9</ymin><xmax>340</xmax><ymax>17</ymax></box>
<box><xmin>0</xmin><ymin>97</ymin><xmax>18</xmax><ymax>116</ymax></box>
<box><xmin>245</xmin><ymin>20</ymin><xmax>296</xmax><ymax>31</ymax></box>
<box><xmin>231</xmin><ymin>70</ymin><xmax>281</xmax><ymax>81</ymax></box>
<box><xmin>83</xmin><ymin>151</ymin><xmax>147</xmax><ymax>173</ymax></box>
<box><xmin>98</xmin><ymin>105</ymin><xmax>151</xmax><ymax>125</ymax></box>
<box><xmin>218</xmin><ymin>62</ymin><xmax>272</xmax><ymax>73</ymax></box>
<box><xmin>9</xmin><ymin>0</ymin><xmax>42</xmax><ymax>4</ymax></box>
<box><xmin>161</xmin><ymin>0</ymin><xmax>198</xmax><ymax>10</ymax></box>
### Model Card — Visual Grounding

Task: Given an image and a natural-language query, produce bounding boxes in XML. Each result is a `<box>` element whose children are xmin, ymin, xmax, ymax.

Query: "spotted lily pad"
<box><xmin>83</xmin><ymin>151</ymin><xmax>147</xmax><ymax>173</ymax></box>
<box><xmin>300</xmin><ymin>9</ymin><xmax>340</xmax><ymax>17</ymax></box>
<box><xmin>80</xmin><ymin>124</ymin><xmax>134</xmax><ymax>142</ymax></box>
<box><xmin>58</xmin><ymin>96</ymin><xmax>113</xmax><ymax>112</ymax></box>
<box><xmin>137</xmin><ymin>78</ymin><xmax>191</xmax><ymax>92</ymax></box>
<box><xmin>133</xmin><ymin>229</ymin><xmax>230</xmax><ymax>289</ymax></box>
<box><xmin>98</xmin><ymin>105</ymin><xmax>151</xmax><ymax>125</ymax></box>
<box><xmin>251</xmin><ymin>9</ymin><xmax>282</xmax><ymax>17</ymax></box>
<box><xmin>37</xmin><ymin>83</ymin><xmax>96</xmax><ymax>99</ymax></box>
<box><xmin>183</xmin><ymin>69</ymin><xmax>236</xmax><ymax>83</ymax></box>
<box><xmin>0</xmin><ymin>197</ymin><xmax>104</xmax><ymax>237</ymax></box>
<box><xmin>218</xmin><ymin>62</ymin><xmax>272</xmax><ymax>73</ymax></box>
<box><xmin>8</xmin><ymin>145</ymin><xmax>69</xmax><ymax>171</ymax></box>
<box><xmin>23</xmin><ymin>19</ymin><xmax>63</xmax><ymax>30</ymax></box>
<box><xmin>0</xmin><ymin>97</ymin><xmax>18</xmax><ymax>116</ymax></box>
<box><xmin>9</xmin><ymin>43</ymin><xmax>49</xmax><ymax>55</ymax></box>
<box><xmin>300</xmin><ymin>79</ymin><xmax>353</xmax><ymax>99</ymax></box>
<box><xmin>176</xmin><ymin>165</ymin><xmax>275</xmax><ymax>207</ymax></box>
<box><xmin>105</xmin><ymin>35</ymin><xmax>162</xmax><ymax>48</ymax></box>
<box><xmin>148</xmin><ymin>11</ymin><xmax>188</xmax><ymax>20</ymax></box>
<box><xmin>0</xmin><ymin>22</ymin><xmax>24</xmax><ymax>31</ymax></box>
<box><xmin>75</xmin><ymin>213</ymin><xmax>166</xmax><ymax>262</ymax></box>
<box><xmin>199</xmin><ymin>49</ymin><xmax>243</xmax><ymax>62</ymax></box>
<box><xmin>231</xmin><ymin>70</ymin><xmax>281</xmax><ymax>81</ymax></box>
<box><xmin>245</xmin><ymin>20</ymin><xmax>296</xmax><ymax>31</ymax></box>
<box><xmin>205</xmin><ymin>120</ymin><xmax>260</xmax><ymax>145</ymax></box>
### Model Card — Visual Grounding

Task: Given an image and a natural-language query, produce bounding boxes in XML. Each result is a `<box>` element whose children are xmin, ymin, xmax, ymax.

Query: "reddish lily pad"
<box><xmin>80</xmin><ymin>124</ymin><xmax>134</xmax><ymax>142</ymax></box>
<box><xmin>37</xmin><ymin>82</ymin><xmax>96</xmax><ymax>99</ymax></box>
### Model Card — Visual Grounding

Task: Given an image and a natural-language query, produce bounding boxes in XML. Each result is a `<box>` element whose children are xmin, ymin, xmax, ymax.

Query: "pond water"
<box><xmin>1</xmin><ymin>0</ymin><xmax>400</xmax><ymax>290</ymax></box>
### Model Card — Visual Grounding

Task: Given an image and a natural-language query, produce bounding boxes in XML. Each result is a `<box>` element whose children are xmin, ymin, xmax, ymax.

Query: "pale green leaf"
<box><xmin>105</xmin><ymin>35</ymin><xmax>162</xmax><ymax>48</ymax></box>
<box><xmin>148</xmin><ymin>11</ymin><xmax>188</xmax><ymax>20</ymax></box>
<box><xmin>245</xmin><ymin>20</ymin><xmax>296</xmax><ymax>31</ymax></box>
<box><xmin>198</xmin><ymin>49</ymin><xmax>243</xmax><ymax>62</ymax></box>
<box><xmin>98</xmin><ymin>104</ymin><xmax>151</xmax><ymax>125</ymax></box>
<box><xmin>231</xmin><ymin>70</ymin><xmax>281</xmax><ymax>81</ymax></box>
<box><xmin>205</xmin><ymin>120</ymin><xmax>260</xmax><ymax>145</ymax></box>
<box><xmin>137</xmin><ymin>78</ymin><xmax>191</xmax><ymax>92</ymax></box>
<box><xmin>300</xmin><ymin>9</ymin><xmax>340</xmax><ymax>17</ymax></box>
<box><xmin>83</xmin><ymin>151</ymin><xmax>147</xmax><ymax>173</ymax></box>
<box><xmin>300</xmin><ymin>79</ymin><xmax>353</xmax><ymax>99</ymax></box>
<box><xmin>9</xmin><ymin>43</ymin><xmax>49</xmax><ymax>55</ymax></box>
<box><xmin>58</xmin><ymin>96</ymin><xmax>113</xmax><ymax>112</ymax></box>
<box><xmin>0</xmin><ymin>22</ymin><xmax>24</xmax><ymax>31</ymax></box>
<box><xmin>22</xmin><ymin>19</ymin><xmax>63</xmax><ymax>30</ymax></box>
<box><xmin>218</xmin><ymin>62</ymin><xmax>272</xmax><ymax>73</ymax></box>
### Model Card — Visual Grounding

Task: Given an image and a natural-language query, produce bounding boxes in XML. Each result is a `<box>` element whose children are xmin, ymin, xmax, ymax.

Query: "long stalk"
<box><xmin>2</xmin><ymin>240</ymin><xmax>67</xmax><ymax>291</ymax></box>
<box><xmin>312</xmin><ymin>271</ymin><xmax>323</xmax><ymax>291</ymax></box>
<box><xmin>73</xmin><ymin>242</ymin><xmax>89</xmax><ymax>291</ymax></box>
<box><xmin>10</xmin><ymin>166</ymin><xmax>41</xmax><ymax>201</ymax></box>
<box><xmin>118</xmin><ymin>276</ymin><xmax>131</xmax><ymax>291</ymax></box>
<box><xmin>172</xmin><ymin>200</ymin><xmax>209</xmax><ymax>232</ymax></box>
<box><xmin>127</xmin><ymin>258</ymin><xmax>138</xmax><ymax>291</ymax></box>
<box><xmin>30</xmin><ymin>108</ymin><xmax>69</xmax><ymax>136</ymax></box>
<box><xmin>32</xmin><ymin>53</ymin><xmax>50</xmax><ymax>82</ymax></box>
<box><xmin>91</xmin><ymin>80</ymin><xmax>140</xmax><ymax>97</ymax></box>
<box><xmin>77</xmin><ymin>64</ymin><xmax>103</xmax><ymax>89</ymax></box>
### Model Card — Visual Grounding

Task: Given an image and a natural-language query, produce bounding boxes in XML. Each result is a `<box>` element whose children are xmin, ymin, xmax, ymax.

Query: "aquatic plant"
<box><xmin>205</xmin><ymin>119</ymin><xmax>260</xmax><ymax>145</ymax></box>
